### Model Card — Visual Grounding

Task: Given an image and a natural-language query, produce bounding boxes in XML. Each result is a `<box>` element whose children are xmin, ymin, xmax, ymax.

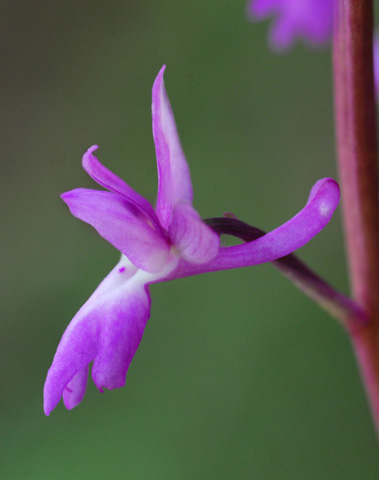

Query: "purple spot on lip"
<box><xmin>119</xmin><ymin>267</ymin><xmax>126</xmax><ymax>273</ymax></box>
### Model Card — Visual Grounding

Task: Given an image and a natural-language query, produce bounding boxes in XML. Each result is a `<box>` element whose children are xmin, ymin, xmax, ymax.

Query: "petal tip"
<box><xmin>158</xmin><ymin>64</ymin><xmax>166</xmax><ymax>77</ymax></box>
<box><xmin>43</xmin><ymin>393</ymin><xmax>57</xmax><ymax>417</ymax></box>
<box><xmin>62</xmin><ymin>366</ymin><xmax>89</xmax><ymax>411</ymax></box>
<box><xmin>60</xmin><ymin>188</ymin><xmax>84</xmax><ymax>204</ymax></box>
<box><xmin>82</xmin><ymin>145</ymin><xmax>99</xmax><ymax>169</ymax></box>
<box><xmin>319</xmin><ymin>179</ymin><xmax>340</xmax><ymax>218</ymax></box>
<box><xmin>153</xmin><ymin>65</ymin><xmax>167</xmax><ymax>95</ymax></box>
<box><xmin>87</xmin><ymin>145</ymin><xmax>99</xmax><ymax>154</ymax></box>
<box><xmin>60</xmin><ymin>191</ymin><xmax>70</xmax><ymax>201</ymax></box>
<box><xmin>307</xmin><ymin>177</ymin><xmax>340</xmax><ymax>205</ymax></box>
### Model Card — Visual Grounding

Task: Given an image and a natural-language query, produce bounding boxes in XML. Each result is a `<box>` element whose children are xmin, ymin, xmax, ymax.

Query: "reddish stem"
<box><xmin>333</xmin><ymin>0</ymin><xmax>379</xmax><ymax>436</ymax></box>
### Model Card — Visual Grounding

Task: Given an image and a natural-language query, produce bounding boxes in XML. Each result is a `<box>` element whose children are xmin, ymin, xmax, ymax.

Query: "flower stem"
<box><xmin>205</xmin><ymin>216</ymin><xmax>367</xmax><ymax>328</ymax></box>
<box><xmin>333</xmin><ymin>0</ymin><xmax>379</xmax><ymax>437</ymax></box>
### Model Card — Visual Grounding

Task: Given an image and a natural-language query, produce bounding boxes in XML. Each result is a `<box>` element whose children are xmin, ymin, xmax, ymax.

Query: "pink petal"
<box><xmin>248</xmin><ymin>0</ymin><xmax>279</xmax><ymax>18</ymax></box>
<box><xmin>61</xmin><ymin>188</ymin><xmax>171</xmax><ymax>273</ymax></box>
<box><xmin>82</xmin><ymin>146</ymin><xmax>160</xmax><ymax>228</ymax></box>
<box><xmin>63</xmin><ymin>365</ymin><xmax>89</xmax><ymax>410</ymax></box>
<box><xmin>91</xmin><ymin>285</ymin><xmax>151</xmax><ymax>391</ymax></box>
<box><xmin>169</xmin><ymin>201</ymin><xmax>219</xmax><ymax>264</ymax></box>
<box><xmin>269</xmin><ymin>16</ymin><xmax>296</xmax><ymax>50</ymax></box>
<box><xmin>248</xmin><ymin>0</ymin><xmax>334</xmax><ymax>50</ymax></box>
<box><xmin>44</xmin><ymin>308</ymin><xmax>99</xmax><ymax>415</ymax></box>
<box><xmin>373</xmin><ymin>32</ymin><xmax>379</xmax><ymax>100</ymax></box>
<box><xmin>152</xmin><ymin>66</ymin><xmax>193</xmax><ymax>229</ymax></box>
<box><xmin>44</xmin><ymin>258</ymin><xmax>152</xmax><ymax>415</ymax></box>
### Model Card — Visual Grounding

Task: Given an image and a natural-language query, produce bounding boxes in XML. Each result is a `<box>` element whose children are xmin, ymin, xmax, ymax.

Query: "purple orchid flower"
<box><xmin>374</xmin><ymin>33</ymin><xmax>379</xmax><ymax>100</ymax></box>
<box><xmin>44</xmin><ymin>66</ymin><xmax>340</xmax><ymax>415</ymax></box>
<box><xmin>247</xmin><ymin>0</ymin><xmax>334</xmax><ymax>51</ymax></box>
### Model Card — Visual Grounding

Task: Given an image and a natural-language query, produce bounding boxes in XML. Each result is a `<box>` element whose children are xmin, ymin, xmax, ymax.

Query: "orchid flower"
<box><xmin>374</xmin><ymin>33</ymin><xmax>379</xmax><ymax>101</ymax></box>
<box><xmin>247</xmin><ymin>0</ymin><xmax>334</xmax><ymax>51</ymax></box>
<box><xmin>44</xmin><ymin>66</ymin><xmax>340</xmax><ymax>415</ymax></box>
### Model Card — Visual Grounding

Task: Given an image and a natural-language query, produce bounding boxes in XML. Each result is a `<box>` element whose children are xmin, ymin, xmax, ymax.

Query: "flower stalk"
<box><xmin>333</xmin><ymin>0</ymin><xmax>379</xmax><ymax>436</ymax></box>
<box><xmin>206</xmin><ymin>216</ymin><xmax>367</xmax><ymax>328</ymax></box>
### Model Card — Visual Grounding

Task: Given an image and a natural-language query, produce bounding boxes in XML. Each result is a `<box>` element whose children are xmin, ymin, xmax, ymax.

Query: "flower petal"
<box><xmin>152</xmin><ymin>66</ymin><xmax>193</xmax><ymax>228</ymax></box>
<box><xmin>82</xmin><ymin>145</ymin><xmax>160</xmax><ymax>227</ymax></box>
<box><xmin>91</xmin><ymin>285</ymin><xmax>151</xmax><ymax>392</ymax></box>
<box><xmin>44</xmin><ymin>257</ymin><xmax>154</xmax><ymax>415</ymax></box>
<box><xmin>169</xmin><ymin>201</ymin><xmax>219</xmax><ymax>264</ymax></box>
<box><xmin>248</xmin><ymin>0</ymin><xmax>334</xmax><ymax>50</ymax></box>
<box><xmin>270</xmin><ymin>16</ymin><xmax>296</xmax><ymax>50</ymax></box>
<box><xmin>63</xmin><ymin>365</ymin><xmax>89</xmax><ymax>410</ymax></box>
<box><xmin>247</xmin><ymin>0</ymin><xmax>278</xmax><ymax>18</ymax></box>
<box><xmin>374</xmin><ymin>32</ymin><xmax>379</xmax><ymax>100</ymax></box>
<box><xmin>167</xmin><ymin>178</ymin><xmax>340</xmax><ymax>278</ymax></box>
<box><xmin>61</xmin><ymin>188</ymin><xmax>171</xmax><ymax>273</ymax></box>
<box><xmin>44</xmin><ymin>304</ymin><xmax>100</xmax><ymax>415</ymax></box>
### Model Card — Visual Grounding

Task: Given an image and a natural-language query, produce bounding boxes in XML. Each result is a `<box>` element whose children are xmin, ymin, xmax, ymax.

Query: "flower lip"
<box><xmin>43</xmin><ymin>254</ymin><xmax>179</xmax><ymax>416</ymax></box>
<box><xmin>62</xmin><ymin>365</ymin><xmax>89</xmax><ymax>411</ymax></box>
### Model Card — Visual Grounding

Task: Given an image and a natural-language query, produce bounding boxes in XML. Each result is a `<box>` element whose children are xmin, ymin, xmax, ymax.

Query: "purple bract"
<box><xmin>44</xmin><ymin>66</ymin><xmax>340</xmax><ymax>415</ymax></box>
<box><xmin>247</xmin><ymin>0</ymin><xmax>334</xmax><ymax>51</ymax></box>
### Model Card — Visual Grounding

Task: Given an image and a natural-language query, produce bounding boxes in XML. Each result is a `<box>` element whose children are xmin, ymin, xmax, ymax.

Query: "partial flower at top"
<box><xmin>374</xmin><ymin>32</ymin><xmax>379</xmax><ymax>100</ymax></box>
<box><xmin>247</xmin><ymin>0</ymin><xmax>334</xmax><ymax>51</ymax></box>
<box><xmin>43</xmin><ymin>66</ymin><xmax>340</xmax><ymax>415</ymax></box>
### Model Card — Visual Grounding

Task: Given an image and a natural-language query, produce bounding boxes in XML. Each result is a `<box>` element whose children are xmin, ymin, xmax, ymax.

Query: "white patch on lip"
<box><xmin>319</xmin><ymin>202</ymin><xmax>330</xmax><ymax>217</ymax></box>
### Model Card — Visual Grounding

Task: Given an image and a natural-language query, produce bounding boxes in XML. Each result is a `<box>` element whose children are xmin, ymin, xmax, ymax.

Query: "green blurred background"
<box><xmin>2</xmin><ymin>1</ymin><xmax>379</xmax><ymax>478</ymax></box>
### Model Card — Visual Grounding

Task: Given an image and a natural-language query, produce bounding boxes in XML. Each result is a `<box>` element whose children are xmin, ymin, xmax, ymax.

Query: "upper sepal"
<box><xmin>152</xmin><ymin>65</ymin><xmax>193</xmax><ymax>229</ymax></box>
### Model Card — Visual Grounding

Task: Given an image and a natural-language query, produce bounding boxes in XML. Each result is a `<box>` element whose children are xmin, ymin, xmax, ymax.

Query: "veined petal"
<box><xmin>167</xmin><ymin>178</ymin><xmax>340</xmax><ymax>278</ymax></box>
<box><xmin>169</xmin><ymin>201</ymin><xmax>219</xmax><ymax>264</ymax></box>
<box><xmin>152</xmin><ymin>66</ymin><xmax>193</xmax><ymax>229</ymax></box>
<box><xmin>61</xmin><ymin>188</ymin><xmax>170</xmax><ymax>273</ymax></box>
<box><xmin>44</xmin><ymin>256</ymin><xmax>162</xmax><ymax>415</ymax></box>
<box><xmin>82</xmin><ymin>146</ymin><xmax>160</xmax><ymax>229</ymax></box>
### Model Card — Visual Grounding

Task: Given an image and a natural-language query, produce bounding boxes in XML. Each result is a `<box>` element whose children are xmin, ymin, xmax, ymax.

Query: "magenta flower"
<box><xmin>247</xmin><ymin>0</ymin><xmax>334</xmax><ymax>51</ymax></box>
<box><xmin>374</xmin><ymin>33</ymin><xmax>379</xmax><ymax>100</ymax></box>
<box><xmin>43</xmin><ymin>66</ymin><xmax>340</xmax><ymax>415</ymax></box>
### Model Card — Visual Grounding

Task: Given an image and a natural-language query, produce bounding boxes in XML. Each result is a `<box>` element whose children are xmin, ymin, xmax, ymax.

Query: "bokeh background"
<box><xmin>2</xmin><ymin>1</ymin><xmax>379</xmax><ymax>478</ymax></box>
